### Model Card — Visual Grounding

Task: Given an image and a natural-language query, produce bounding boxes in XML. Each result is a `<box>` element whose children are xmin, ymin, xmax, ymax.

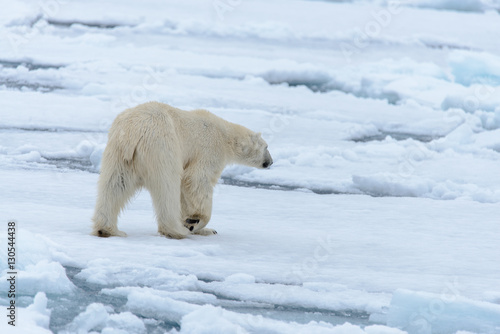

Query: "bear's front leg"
<box><xmin>181</xmin><ymin>174</ymin><xmax>216</xmax><ymax>236</ymax></box>
<box><xmin>145</xmin><ymin>169</ymin><xmax>190</xmax><ymax>239</ymax></box>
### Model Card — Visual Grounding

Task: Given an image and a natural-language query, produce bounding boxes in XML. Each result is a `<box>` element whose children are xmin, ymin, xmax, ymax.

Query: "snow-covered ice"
<box><xmin>1</xmin><ymin>0</ymin><xmax>499</xmax><ymax>333</ymax></box>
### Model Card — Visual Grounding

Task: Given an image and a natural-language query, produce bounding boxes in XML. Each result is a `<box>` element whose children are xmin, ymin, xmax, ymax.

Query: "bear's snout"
<box><xmin>262</xmin><ymin>149</ymin><xmax>273</xmax><ymax>169</ymax></box>
<box><xmin>263</xmin><ymin>159</ymin><xmax>273</xmax><ymax>169</ymax></box>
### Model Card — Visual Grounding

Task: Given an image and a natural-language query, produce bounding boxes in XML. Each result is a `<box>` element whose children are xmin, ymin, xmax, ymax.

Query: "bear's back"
<box><xmin>121</xmin><ymin>102</ymin><xmax>193</xmax><ymax>134</ymax></box>
<box><xmin>132</xmin><ymin>101</ymin><xmax>182</xmax><ymax>122</ymax></box>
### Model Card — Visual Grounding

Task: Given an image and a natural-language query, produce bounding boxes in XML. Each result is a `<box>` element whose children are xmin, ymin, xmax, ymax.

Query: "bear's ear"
<box><xmin>251</xmin><ymin>132</ymin><xmax>262</xmax><ymax>142</ymax></box>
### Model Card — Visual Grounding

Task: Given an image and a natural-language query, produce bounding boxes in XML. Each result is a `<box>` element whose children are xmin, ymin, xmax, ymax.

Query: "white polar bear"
<box><xmin>92</xmin><ymin>102</ymin><xmax>273</xmax><ymax>239</ymax></box>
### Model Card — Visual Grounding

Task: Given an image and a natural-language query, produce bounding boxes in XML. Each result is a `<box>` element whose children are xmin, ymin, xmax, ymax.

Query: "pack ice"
<box><xmin>1</xmin><ymin>0</ymin><xmax>499</xmax><ymax>333</ymax></box>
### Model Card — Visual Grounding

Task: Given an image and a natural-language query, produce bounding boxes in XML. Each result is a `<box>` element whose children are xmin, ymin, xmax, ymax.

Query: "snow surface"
<box><xmin>1</xmin><ymin>0</ymin><xmax>499</xmax><ymax>333</ymax></box>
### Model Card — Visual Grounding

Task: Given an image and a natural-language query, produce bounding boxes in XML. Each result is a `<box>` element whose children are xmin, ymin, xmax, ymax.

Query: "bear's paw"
<box><xmin>193</xmin><ymin>228</ymin><xmax>217</xmax><ymax>236</ymax></box>
<box><xmin>158</xmin><ymin>229</ymin><xmax>188</xmax><ymax>239</ymax></box>
<box><xmin>94</xmin><ymin>229</ymin><xmax>127</xmax><ymax>238</ymax></box>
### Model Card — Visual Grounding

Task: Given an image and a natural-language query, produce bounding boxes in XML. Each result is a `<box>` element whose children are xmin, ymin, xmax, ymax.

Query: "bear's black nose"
<box><xmin>263</xmin><ymin>160</ymin><xmax>273</xmax><ymax>168</ymax></box>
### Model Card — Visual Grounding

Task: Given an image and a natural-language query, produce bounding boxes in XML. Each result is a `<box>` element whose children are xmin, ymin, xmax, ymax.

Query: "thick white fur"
<box><xmin>92</xmin><ymin>102</ymin><xmax>272</xmax><ymax>239</ymax></box>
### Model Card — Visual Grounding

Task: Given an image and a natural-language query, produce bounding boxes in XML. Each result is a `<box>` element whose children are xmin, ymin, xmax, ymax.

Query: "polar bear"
<box><xmin>92</xmin><ymin>102</ymin><xmax>273</xmax><ymax>239</ymax></box>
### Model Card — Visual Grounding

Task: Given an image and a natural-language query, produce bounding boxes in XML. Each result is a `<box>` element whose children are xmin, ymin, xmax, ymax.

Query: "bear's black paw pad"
<box><xmin>97</xmin><ymin>230</ymin><xmax>110</xmax><ymax>238</ymax></box>
<box><xmin>186</xmin><ymin>219</ymin><xmax>200</xmax><ymax>224</ymax></box>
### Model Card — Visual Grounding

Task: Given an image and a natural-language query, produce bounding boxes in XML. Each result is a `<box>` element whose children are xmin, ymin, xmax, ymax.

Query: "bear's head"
<box><xmin>235</xmin><ymin>131</ymin><xmax>273</xmax><ymax>169</ymax></box>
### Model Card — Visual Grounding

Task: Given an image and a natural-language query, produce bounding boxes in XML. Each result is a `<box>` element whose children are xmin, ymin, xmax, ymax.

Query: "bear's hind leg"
<box><xmin>92</xmin><ymin>168</ymin><xmax>139</xmax><ymax>237</ymax></box>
